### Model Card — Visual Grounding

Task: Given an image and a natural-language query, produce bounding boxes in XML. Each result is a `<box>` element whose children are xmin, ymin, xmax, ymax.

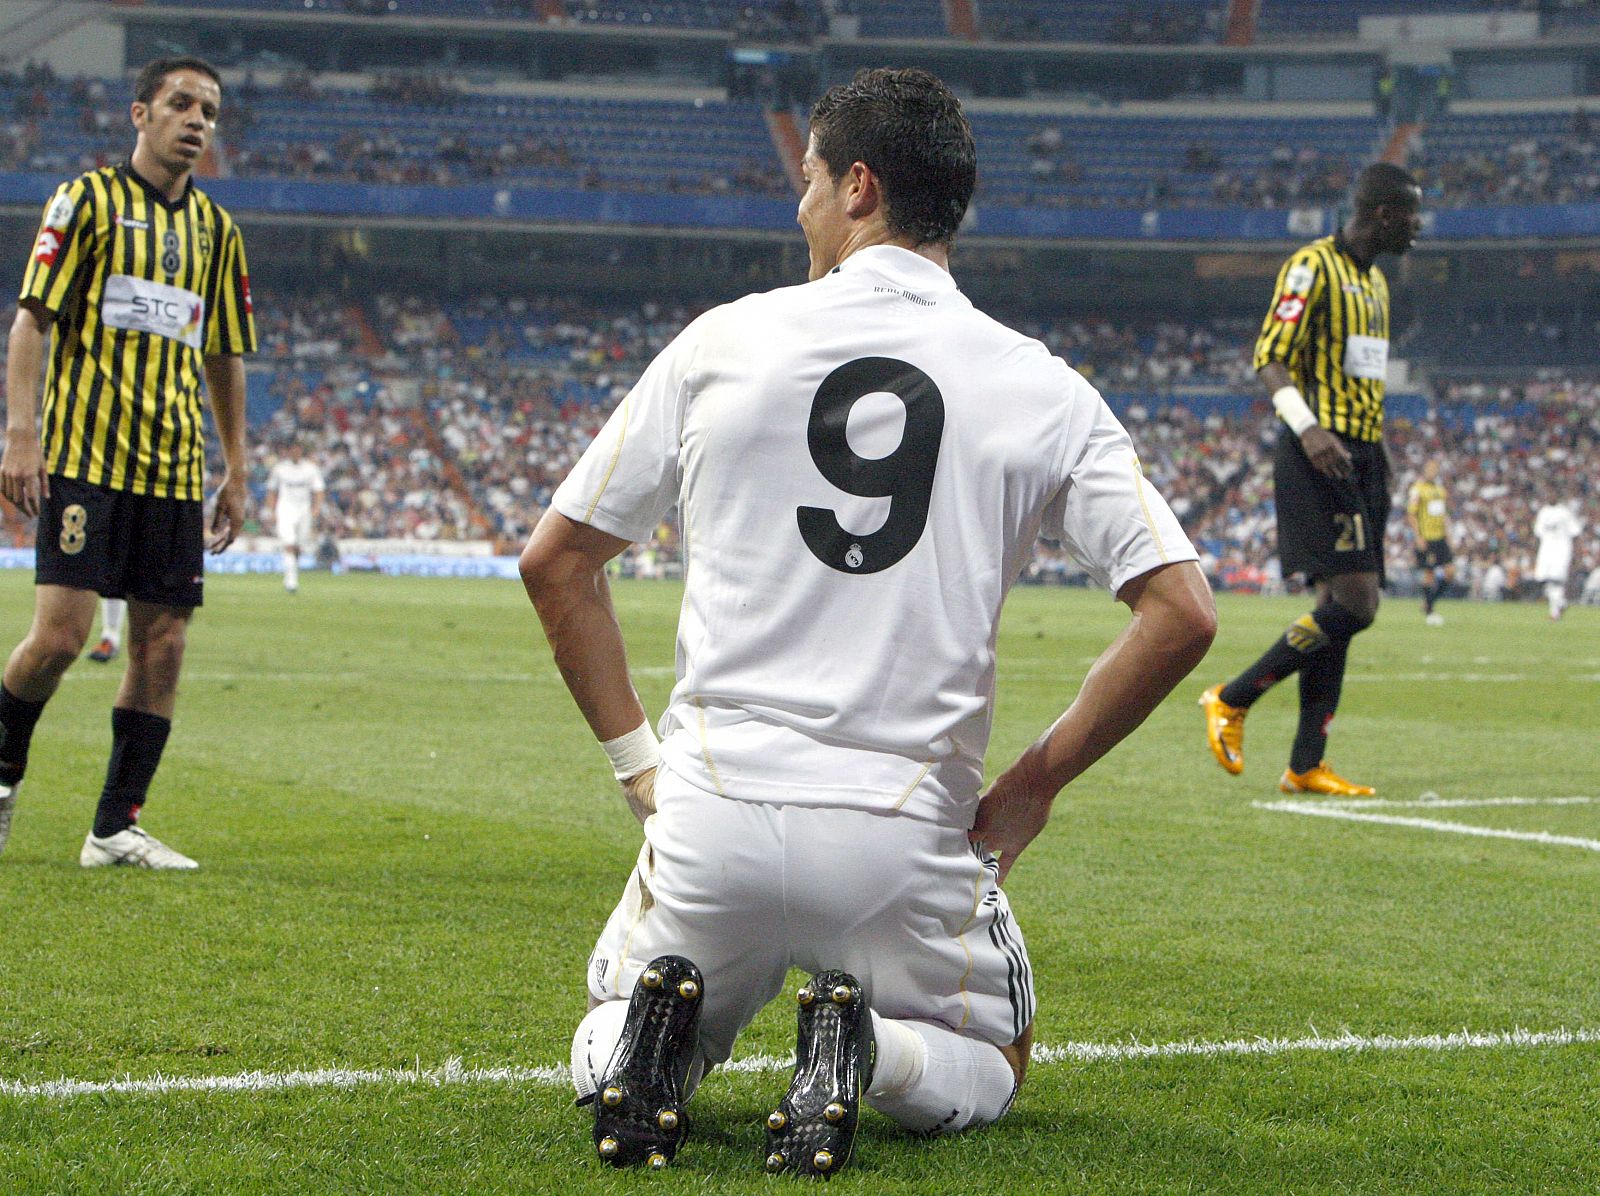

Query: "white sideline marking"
<box><xmin>1316</xmin><ymin>796</ymin><xmax>1598</xmax><ymax>811</ymax></box>
<box><xmin>1256</xmin><ymin>799</ymin><xmax>1600</xmax><ymax>852</ymax></box>
<box><xmin>4</xmin><ymin>1027</ymin><xmax>1597</xmax><ymax>1101</ymax></box>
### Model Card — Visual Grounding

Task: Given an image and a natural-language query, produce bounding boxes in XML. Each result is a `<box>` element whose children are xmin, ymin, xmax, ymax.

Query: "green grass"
<box><xmin>0</xmin><ymin>572</ymin><xmax>1595</xmax><ymax>1194</ymax></box>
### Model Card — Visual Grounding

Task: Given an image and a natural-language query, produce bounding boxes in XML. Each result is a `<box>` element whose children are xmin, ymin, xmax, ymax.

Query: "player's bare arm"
<box><xmin>203</xmin><ymin>353</ymin><xmax>248</xmax><ymax>552</ymax></box>
<box><xmin>521</xmin><ymin>509</ymin><xmax>657</xmax><ymax>823</ymax></box>
<box><xmin>970</xmin><ymin>560</ymin><xmax>1216</xmax><ymax>882</ymax></box>
<box><xmin>2</xmin><ymin>301</ymin><xmax>53</xmax><ymax>517</ymax></box>
<box><xmin>1260</xmin><ymin>360</ymin><xmax>1351</xmax><ymax>480</ymax></box>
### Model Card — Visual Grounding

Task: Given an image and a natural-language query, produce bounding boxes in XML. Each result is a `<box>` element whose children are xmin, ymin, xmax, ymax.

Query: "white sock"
<box><xmin>864</xmin><ymin>1017</ymin><xmax>1017</xmax><ymax>1135</ymax></box>
<box><xmin>1546</xmin><ymin>581</ymin><xmax>1564</xmax><ymax>618</ymax></box>
<box><xmin>101</xmin><ymin>598</ymin><xmax>126</xmax><ymax>648</ymax></box>
<box><xmin>284</xmin><ymin>552</ymin><xmax>299</xmax><ymax>589</ymax></box>
<box><xmin>570</xmin><ymin>1000</ymin><xmax>630</xmax><ymax>1100</ymax></box>
<box><xmin>569</xmin><ymin>998</ymin><xmax>708</xmax><ymax>1102</ymax></box>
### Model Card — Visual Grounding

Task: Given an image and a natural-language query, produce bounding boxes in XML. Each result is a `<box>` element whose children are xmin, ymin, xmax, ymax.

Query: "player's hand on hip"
<box><xmin>0</xmin><ymin>433</ymin><xmax>48</xmax><ymax>517</ymax></box>
<box><xmin>1299</xmin><ymin>426</ymin><xmax>1353</xmax><ymax>479</ymax></box>
<box><xmin>969</xmin><ymin>768</ymin><xmax>1054</xmax><ymax>886</ymax></box>
<box><xmin>208</xmin><ymin>472</ymin><xmax>247</xmax><ymax>553</ymax></box>
<box><xmin>620</xmin><ymin>766</ymin><xmax>657</xmax><ymax>825</ymax></box>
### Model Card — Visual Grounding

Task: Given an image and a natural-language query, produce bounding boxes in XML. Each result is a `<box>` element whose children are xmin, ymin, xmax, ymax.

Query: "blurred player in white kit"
<box><xmin>521</xmin><ymin>68</ymin><xmax>1216</xmax><ymax>1178</ymax></box>
<box><xmin>87</xmin><ymin>597</ymin><xmax>126</xmax><ymax>663</ymax></box>
<box><xmin>1532</xmin><ymin>494</ymin><xmax>1583</xmax><ymax>620</ymax></box>
<box><xmin>265</xmin><ymin>440</ymin><xmax>324</xmax><ymax>593</ymax></box>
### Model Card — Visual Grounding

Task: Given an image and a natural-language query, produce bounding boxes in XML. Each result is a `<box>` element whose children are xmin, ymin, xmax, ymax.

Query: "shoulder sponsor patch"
<box><xmin>101</xmin><ymin>274</ymin><xmax>205</xmax><ymax>349</ymax></box>
<box><xmin>33</xmin><ymin>228</ymin><xmax>61</xmax><ymax>267</ymax></box>
<box><xmin>1274</xmin><ymin>295</ymin><xmax>1305</xmax><ymax>323</ymax></box>
<box><xmin>1284</xmin><ymin>262</ymin><xmax>1315</xmax><ymax>295</ymax></box>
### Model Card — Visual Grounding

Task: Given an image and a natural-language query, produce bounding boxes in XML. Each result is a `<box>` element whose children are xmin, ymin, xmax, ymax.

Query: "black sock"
<box><xmin>1291</xmin><ymin>637</ymin><xmax>1349</xmax><ymax>773</ymax></box>
<box><xmin>1430</xmin><ymin>578</ymin><xmax>1447</xmax><ymax>610</ymax></box>
<box><xmin>0</xmin><ymin>684</ymin><xmax>48</xmax><ymax>785</ymax></box>
<box><xmin>1422</xmin><ymin>580</ymin><xmax>1436</xmax><ymax>615</ymax></box>
<box><xmin>93</xmin><ymin>708</ymin><xmax>172</xmax><ymax>838</ymax></box>
<box><xmin>1219</xmin><ymin>601</ymin><xmax>1370</xmax><ymax>710</ymax></box>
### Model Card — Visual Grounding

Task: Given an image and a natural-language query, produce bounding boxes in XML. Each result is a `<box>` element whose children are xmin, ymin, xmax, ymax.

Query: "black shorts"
<box><xmin>1274</xmin><ymin>428</ymin><xmax>1391</xmax><ymax>584</ymax></box>
<box><xmin>1414</xmin><ymin>539</ymin><xmax>1453</xmax><ymax>570</ymax></box>
<box><xmin>35</xmin><ymin>476</ymin><xmax>205</xmax><ymax>608</ymax></box>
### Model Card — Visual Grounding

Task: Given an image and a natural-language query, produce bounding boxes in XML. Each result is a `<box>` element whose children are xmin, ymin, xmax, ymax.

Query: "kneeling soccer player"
<box><xmin>522</xmin><ymin>68</ymin><xmax>1215</xmax><ymax>1176</ymax></box>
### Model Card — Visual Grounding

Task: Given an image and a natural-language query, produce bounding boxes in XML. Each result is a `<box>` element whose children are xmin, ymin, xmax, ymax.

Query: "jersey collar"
<box><xmin>121</xmin><ymin>159</ymin><xmax>195</xmax><ymax>212</ymax></box>
<box><xmin>830</xmin><ymin>245</ymin><xmax>959</xmax><ymax>295</ymax></box>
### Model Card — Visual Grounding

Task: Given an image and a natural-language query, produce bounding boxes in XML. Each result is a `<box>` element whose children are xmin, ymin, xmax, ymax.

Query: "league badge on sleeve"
<box><xmin>45</xmin><ymin>189</ymin><xmax>76</xmax><ymax>231</ymax></box>
<box><xmin>1284</xmin><ymin>263</ymin><xmax>1315</xmax><ymax>295</ymax></box>
<box><xmin>1274</xmin><ymin>295</ymin><xmax>1305</xmax><ymax>323</ymax></box>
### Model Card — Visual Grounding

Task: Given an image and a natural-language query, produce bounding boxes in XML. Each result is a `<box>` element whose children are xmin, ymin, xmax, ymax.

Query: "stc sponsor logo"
<box><xmin>130</xmin><ymin>294</ymin><xmax>197</xmax><ymax>325</ymax></box>
<box><xmin>1274</xmin><ymin>296</ymin><xmax>1305</xmax><ymax>323</ymax></box>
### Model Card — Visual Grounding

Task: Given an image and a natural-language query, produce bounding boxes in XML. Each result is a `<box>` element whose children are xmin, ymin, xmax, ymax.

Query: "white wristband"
<box><xmin>601</xmin><ymin>719</ymin><xmax>659</xmax><ymax>782</ymax></box>
<box><xmin>1272</xmin><ymin>385</ymin><xmax>1319</xmax><ymax>436</ymax></box>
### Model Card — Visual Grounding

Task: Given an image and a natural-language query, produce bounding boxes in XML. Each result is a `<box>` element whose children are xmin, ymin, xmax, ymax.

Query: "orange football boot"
<box><xmin>1278</xmin><ymin>763</ymin><xmax>1375</xmax><ymax>797</ymax></box>
<box><xmin>1199</xmin><ymin>684</ymin><xmax>1247</xmax><ymax>775</ymax></box>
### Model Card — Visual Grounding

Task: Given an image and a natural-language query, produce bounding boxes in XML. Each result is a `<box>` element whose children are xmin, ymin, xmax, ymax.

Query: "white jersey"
<box><xmin>269</xmin><ymin>458</ymin><xmax>325</xmax><ymax>515</ymax></box>
<box><xmin>552</xmin><ymin>246</ymin><xmax>1196</xmax><ymax>827</ymax></box>
<box><xmin>1533</xmin><ymin>503</ymin><xmax>1582</xmax><ymax>582</ymax></box>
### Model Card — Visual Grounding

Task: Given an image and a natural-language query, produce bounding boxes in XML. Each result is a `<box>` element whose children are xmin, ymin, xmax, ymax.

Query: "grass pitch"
<box><xmin>0</xmin><ymin>571</ymin><xmax>1595</xmax><ymax>1194</ymax></box>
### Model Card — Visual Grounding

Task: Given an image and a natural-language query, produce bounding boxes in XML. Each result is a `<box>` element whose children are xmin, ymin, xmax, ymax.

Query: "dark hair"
<box><xmin>808</xmin><ymin>67</ymin><xmax>976</xmax><ymax>246</ymax></box>
<box><xmin>134</xmin><ymin>56</ymin><xmax>223</xmax><ymax>106</ymax></box>
<box><xmin>1353</xmin><ymin>162</ymin><xmax>1419</xmax><ymax>215</ymax></box>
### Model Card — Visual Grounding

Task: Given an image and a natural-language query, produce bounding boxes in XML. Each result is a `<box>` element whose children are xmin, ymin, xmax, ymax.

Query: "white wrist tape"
<box><xmin>601</xmin><ymin>719</ymin><xmax>659</xmax><ymax>782</ymax></box>
<box><xmin>1272</xmin><ymin>385</ymin><xmax>1319</xmax><ymax>436</ymax></box>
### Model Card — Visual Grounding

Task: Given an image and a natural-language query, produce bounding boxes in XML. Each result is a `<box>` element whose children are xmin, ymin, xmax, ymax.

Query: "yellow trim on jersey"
<box><xmin>890</xmin><ymin>761</ymin><xmax>934</xmax><ymax>812</ymax></box>
<box><xmin>1253</xmin><ymin>235</ymin><xmax>1389</xmax><ymax>443</ymax></box>
<box><xmin>1131</xmin><ymin>455</ymin><xmax>1170</xmax><ymax>563</ymax></box>
<box><xmin>18</xmin><ymin>164</ymin><xmax>256</xmax><ymax>501</ymax></box>
<box><xmin>692</xmin><ymin>698</ymin><xmax>728</xmax><ymax>797</ymax></box>
<box><xmin>582</xmin><ymin>391</ymin><xmax>631</xmax><ymax>524</ymax></box>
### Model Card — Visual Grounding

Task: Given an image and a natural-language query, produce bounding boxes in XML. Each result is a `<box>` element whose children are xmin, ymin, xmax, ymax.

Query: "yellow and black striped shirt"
<box><xmin>1253</xmin><ymin>233</ymin><xmax>1390</xmax><ymax>443</ymax></box>
<box><xmin>18</xmin><ymin>162</ymin><xmax>256</xmax><ymax>501</ymax></box>
<box><xmin>1407</xmin><ymin>479</ymin><xmax>1449</xmax><ymax>541</ymax></box>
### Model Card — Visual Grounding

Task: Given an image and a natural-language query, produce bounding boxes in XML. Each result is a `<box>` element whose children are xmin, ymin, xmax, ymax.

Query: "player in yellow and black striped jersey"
<box><xmin>1253</xmin><ymin>225</ymin><xmax>1390</xmax><ymax>444</ymax></box>
<box><xmin>0</xmin><ymin>57</ymin><xmax>254</xmax><ymax>869</ymax></box>
<box><xmin>1200</xmin><ymin>163</ymin><xmax>1423</xmax><ymax>798</ymax></box>
<box><xmin>1406</xmin><ymin>458</ymin><xmax>1453</xmax><ymax>624</ymax></box>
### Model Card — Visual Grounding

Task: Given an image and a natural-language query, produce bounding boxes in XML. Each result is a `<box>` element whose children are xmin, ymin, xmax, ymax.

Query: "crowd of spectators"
<box><xmin>247</xmin><ymin>296</ymin><xmax>1595</xmax><ymax>601</ymax></box>
<box><xmin>1412</xmin><ymin>111</ymin><xmax>1600</xmax><ymax>207</ymax></box>
<box><xmin>3</xmin><ymin>287</ymin><xmax>1594</xmax><ymax>601</ymax></box>
<box><xmin>1206</xmin><ymin>146</ymin><xmax>1357</xmax><ymax>209</ymax></box>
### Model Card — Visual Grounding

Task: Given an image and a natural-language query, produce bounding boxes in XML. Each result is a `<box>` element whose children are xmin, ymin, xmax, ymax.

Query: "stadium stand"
<box><xmin>5</xmin><ymin>69</ymin><xmax>1594</xmax><ymax>213</ymax></box>
<box><xmin>1412</xmin><ymin>108</ymin><xmax>1600</xmax><ymax>207</ymax></box>
<box><xmin>981</xmin><ymin>0</ymin><xmax>1219</xmax><ymax>45</ymax></box>
<box><xmin>15</xmin><ymin>285</ymin><xmax>1591</xmax><ymax>597</ymax></box>
<box><xmin>1254</xmin><ymin>0</ymin><xmax>1596</xmax><ymax>40</ymax></box>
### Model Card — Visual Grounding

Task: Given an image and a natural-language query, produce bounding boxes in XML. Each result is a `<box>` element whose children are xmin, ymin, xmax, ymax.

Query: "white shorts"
<box><xmin>586</xmin><ymin>770</ymin><xmax>1036</xmax><ymax>1068</ymax></box>
<box><xmin>276</xmin><ymin>507</ymin><xmax>313</xmax><ymax>550</ymax></box>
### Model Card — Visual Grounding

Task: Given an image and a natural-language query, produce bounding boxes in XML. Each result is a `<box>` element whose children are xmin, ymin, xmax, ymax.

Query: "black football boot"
<box><xmin>763</xmin><ymin>969</ymin><xmax>875</xmax><ymax>1179</ymax></box>
<box><xmin>586</xmin><ymin>954</ymin><xmax>704</xmax><ymax>1170</ymax></box>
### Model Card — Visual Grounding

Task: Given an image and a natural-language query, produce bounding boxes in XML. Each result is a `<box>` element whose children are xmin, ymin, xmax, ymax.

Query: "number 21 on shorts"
<box><xmin>1333</xmin><ymin>512</ymin><xmax>1367</xmax><ymax>553</ymax></box>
